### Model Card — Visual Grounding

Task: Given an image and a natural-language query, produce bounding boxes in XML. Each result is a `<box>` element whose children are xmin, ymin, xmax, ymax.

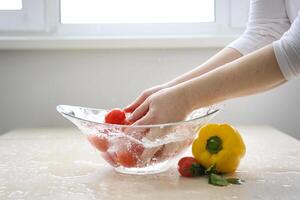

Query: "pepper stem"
<box><xmin>206</xmin><ymin>136</ymin><xmax>222</xmax><ymax>154</ymax></box>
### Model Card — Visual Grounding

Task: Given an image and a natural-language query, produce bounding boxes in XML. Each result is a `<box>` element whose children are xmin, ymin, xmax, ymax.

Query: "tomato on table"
<box><xmin>87</xmin><ymin>135</ymin><xmax>109</xmax><ymax>152</ymax></box>
<box><xmin>178</xmin><ymin>157</ymin><xmax>205</xmax><ymax>177</ymax></box>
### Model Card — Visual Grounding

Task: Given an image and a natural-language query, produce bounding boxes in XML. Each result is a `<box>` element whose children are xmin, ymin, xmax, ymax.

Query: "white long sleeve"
<box><xmin>228</xmin><ymin>0</ymin><xmax>290</xmax><ymax>55</ymax></box>
<box><xmin>273</xmin><ymin>15</ymin><xmax>300</xmax><ymax>80</ymax></box>
<box><xmin>228</xmin><ymin>0</ymin><xmax>300</xmax><ymax>80</ymax></box>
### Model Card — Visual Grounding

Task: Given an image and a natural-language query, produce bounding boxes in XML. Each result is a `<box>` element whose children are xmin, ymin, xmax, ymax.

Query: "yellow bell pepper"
<box><xmin>192</xmin><ymin>124</ymin><xmax>246</xmax><ymax>173</ymax></box>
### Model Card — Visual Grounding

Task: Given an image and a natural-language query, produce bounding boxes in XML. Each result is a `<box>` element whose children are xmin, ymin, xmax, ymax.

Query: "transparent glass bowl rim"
<box><xmin>56</xmin><ymin>104</ymin><xmax>220</xmax><ymax>129</ymax></box>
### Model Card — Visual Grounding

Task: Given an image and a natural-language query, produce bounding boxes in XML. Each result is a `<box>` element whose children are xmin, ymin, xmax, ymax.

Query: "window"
<box><xmin>0</xmin><ymin>0</ymin><xmax>250</xmax><ymax>48</ymax></box>
<box><xmin>60</xmin><ymin>0</ymin><xmax>215</xmax><ymax>24</ymax></box>
<box><xmin>0</xmin><ymin>0</ymin><xmax>45</xmax><ymax>31</ymax></box>
<box><xmin>57</xmin><ymin>0</ymin><xmax>249</xmax><ymax>37</ymax></box>
<box><xmin>0</xmin><ymin>0</ymin><xmax>22</xmax><ymax>10</ymax></box>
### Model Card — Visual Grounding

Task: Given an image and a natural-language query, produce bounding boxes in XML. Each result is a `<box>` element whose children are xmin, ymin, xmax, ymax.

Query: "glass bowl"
<box><xmin>56</xmin><ymin>105</ymin><xmax>220</xmax><ymax>175</ymax></box>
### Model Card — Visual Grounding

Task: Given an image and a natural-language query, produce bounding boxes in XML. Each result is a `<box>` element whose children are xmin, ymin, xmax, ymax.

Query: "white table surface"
<box><xmin>0</xmin><ymin>126</ymin><xmax>299</xmax><ymax>200</ymax></box>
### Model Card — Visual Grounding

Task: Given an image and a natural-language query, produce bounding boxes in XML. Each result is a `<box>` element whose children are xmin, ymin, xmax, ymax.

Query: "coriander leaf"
<box><xmin>208</xmin><ymin>173</ymin><xmax>229</xmax><ymax>186</ymax></box>
<box><xmin>226</xmin><ymin>178</ymin><xmax>245</xmax><ymax>185</ymax></box>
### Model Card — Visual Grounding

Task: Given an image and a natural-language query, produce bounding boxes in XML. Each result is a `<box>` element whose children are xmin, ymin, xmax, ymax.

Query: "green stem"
<box><xmin>206</xmin><ymin>136</ymin><xmax>222</xmax><ymax>154</ymax></box>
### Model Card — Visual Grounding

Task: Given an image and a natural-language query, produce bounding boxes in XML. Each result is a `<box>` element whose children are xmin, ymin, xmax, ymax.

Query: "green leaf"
<box><xmin>208</xmin><ymin>173</ymin><xmax>229</xmax><ymax>186</ymax></box>
<box><xmin>226</xmin><ymin>178</ymin><xmax>245</xmax><ymax>185</ymax></box>
<box><xmin>205</xmin><ymin>165</ymin><xmax>245</xmax><ymax>187</ymax></box>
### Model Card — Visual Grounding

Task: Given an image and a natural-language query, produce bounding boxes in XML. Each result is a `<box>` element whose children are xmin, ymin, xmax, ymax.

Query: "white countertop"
<box><xmin>0</xmin><ymin>126</ymin><xmax>299</xmax><ymax>200</ymax></box>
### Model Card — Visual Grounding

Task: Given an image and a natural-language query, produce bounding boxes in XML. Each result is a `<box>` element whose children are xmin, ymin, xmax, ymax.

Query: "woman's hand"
<box><xmin>124</xmin><ymin>84</ymin><xmax>167</xmax><ymax>113</ymax></box>
<box><xmin>127</xmin><ymin>85</ymin><xmax>192</xmax><ymax>125</ymax></box>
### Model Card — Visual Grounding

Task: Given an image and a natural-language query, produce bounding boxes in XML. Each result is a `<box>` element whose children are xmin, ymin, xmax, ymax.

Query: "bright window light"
<box><xmin>61</xmin><ymin>0</ymin><xmax>215</xmax><ymax>24</ymax></box>
<box><xmin>0</xmin><ymin>0</ymin><xmax>22</xmax><ymax>10</ymax></box>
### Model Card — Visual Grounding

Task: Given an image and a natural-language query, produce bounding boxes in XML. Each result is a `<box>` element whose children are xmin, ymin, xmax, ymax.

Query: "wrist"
<box><xmin>179</xmin><ymin>83</ymin><xmax>199</xmax><ymax>115</ymax></box>
<box><xmin>181</xmin><ymin>78</ymin><xmax>212</xmax><ymax>113</ymax></box>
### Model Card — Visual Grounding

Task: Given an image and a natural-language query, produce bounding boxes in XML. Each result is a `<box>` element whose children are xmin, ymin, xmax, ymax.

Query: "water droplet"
<box><xmin>266</xmin><ymin>171</ymin><xmax>300</xmax><ymax>175</ymax></box>
<box><xmin>282</xmin><ymin>184</ymin><xmax>291</xmax><ymax>188</ymax></box>
<box><xmin>8</xmin><ymin>190</ymin><xmax>26</xmax><ymax>199</ymax></box>
<box><xmin>256</xmin><ymin>179</ymin><xmax>266</xmax><ymax>183</ymax></box>
<box><xmin>0</xmin><ymin>186</ymin><xmax>6</xmax><ymax>190</ymax></box>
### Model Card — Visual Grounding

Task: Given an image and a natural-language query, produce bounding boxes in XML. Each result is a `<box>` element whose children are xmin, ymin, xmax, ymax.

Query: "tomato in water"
<box><xmin>116</xmin><ymin>150</ymin><xmax>138</xmax><ymax>168</ymax></box>
<box><xmin>87</xmin><ymin>135</ymin><xmax>109</xmax><ymax>152</ymax></box>
<box><xmin>102</xmin><ymin>152</ymin><xmax>119</xmax><ymax>167</ymax></box>
<box><xmin>115</xmin><ymin>139</ymin><xmax>145</xmax><ymax>168</ymax></box>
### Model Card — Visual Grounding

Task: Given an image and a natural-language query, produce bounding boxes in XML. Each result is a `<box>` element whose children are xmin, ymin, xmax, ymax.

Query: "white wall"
<box><xmin>0</xmin><ymin>49</ymin><xmax>299</xmax><ymax>139</ymax></box>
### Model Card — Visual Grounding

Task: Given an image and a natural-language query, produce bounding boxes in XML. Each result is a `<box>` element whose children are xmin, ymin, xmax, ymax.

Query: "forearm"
<box><xmin>180</xmin><ymin>44</ymin><xmax>286</xmax><ymax>110</ymax></box>
<box><xmin>165</xmin><ymin>47</ymin><xmax>242</xmax><ymax>87</ymax></box>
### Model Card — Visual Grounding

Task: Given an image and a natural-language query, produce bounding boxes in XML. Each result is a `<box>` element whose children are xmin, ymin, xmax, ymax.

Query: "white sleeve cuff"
<box><xmin>227</xmin><ymin>31</ymin><xmax>278</xmax><ymax>56</ymax></box>
<box><xmin>227</xmin><ymin>37</ymin><xmax>255</xmax><ymax>56</ymax></box>
<box><xmin>273</xmin><ymin>40</ymin><xmax>298</xmax><ymax>81</ymax></box>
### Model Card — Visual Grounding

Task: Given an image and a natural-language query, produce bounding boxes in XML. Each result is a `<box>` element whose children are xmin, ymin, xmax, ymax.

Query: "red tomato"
<box><xmin>87</xmin><ymin>135</ymin><xmax>109</xmax><ymax>152</ymax></box>
<box><xmin>177</xmin><ymin>157</ymin><xmax>203</xmax><ymax>177</ymax></box>
<box><xmin>102</xmin><ymin>152</ymin><xmax>119</xmax><ymax>167</ymax></box>
<box><xmin>105</xmin><ymin>108</ymin><xmax>126</xmax><ymax>125</ymax></box>
<box><xmin>130</xmin><ymin>142</ymin><xmax>144</xmax><ymax>156</ymax></box>
<box><xmin>149</xmin><ymin>145</ymin><xmax>165</xmax><ymax>164</ymax></box>
<box><xmin>116</xmin><ymin>150</ymin><xmax>138</xmax><ymax>168</ymax></box>
<box><xmin>153</xmin><ymin>145</ymin><xmax>165</xmax><ymax>158</ymax></box>
<box><xmin>113</xmin><ymin>138</ymin><xmax>144</xmax><ymax>168</ymax></box>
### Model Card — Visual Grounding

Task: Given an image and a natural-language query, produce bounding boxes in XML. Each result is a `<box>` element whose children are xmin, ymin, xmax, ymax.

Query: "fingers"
<box><xmin>123</xmin><ymin>101</ymin><xmax>151</xmax><ymax>139</ymax></box>
<box><xmin>133</xmin><ymin>114</ymin><xmax>152</xmax><ymax>126</ymax></box>
<box><xmin>124</xmin><ymin>92</ymin><xmax>149</xmax><ymax>113</ymax></box>
<box><xmin>127</xmin><ymin>100</ymin><xmax>150</xmax><ymax>123</ymax></box>
<box><xmin>124</xmin><ymin>84</ymin><xmax>164</xmax><ymax>113</ymax></box>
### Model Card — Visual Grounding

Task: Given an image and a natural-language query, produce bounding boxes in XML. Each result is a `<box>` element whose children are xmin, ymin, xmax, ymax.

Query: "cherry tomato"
<box><xmin>102</xmin><ymin>152</ymin><xmax>119</xmax><ymax>167</ymax></box>
<box><xmin>177</xmin><ymin>157</ymin><xmax>204</xmax><ymax>177</ymax></box>
<box><xmin>153</xmin><ymin>145</ymin><xmax>165</xmax><ymax>158</ymax></box>
<box><xmin>130</xmin><ymin>142</ymin><xmax>144</xmax><ymax>156</ymax></box>
<box><xmin>87</xmin><ymin>135</ymin><xmax>109</xmax><ymax>152</ymax></box>
<box><xmin>148</xmin><ymin>145</ymin><xmax>165</xmax><ymax>164</ymax></box>
<box><xmin>105</xmin><ymin>108</ymin><xmax>126</xmax><ymax>125</ymax></box>
<box><xmin>114</xmin><ymin>138</ymin><xmax>144</xmax><ymax>168</ymax></box>
<box><xmin>116</xmin><ymin>150</ymin><xmax>138</xmax><ymax>168</ymax></box>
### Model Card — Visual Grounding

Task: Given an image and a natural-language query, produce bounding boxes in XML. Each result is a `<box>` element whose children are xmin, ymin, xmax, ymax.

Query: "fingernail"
<box><xmin>124</xmin><ymin>105</ymin><xmax>132</xmax><ymax>112</ymax></box>
<box><xmin>123</xmin><ymin>106</ymin><xmax>129</xmax><ymax>111</ymax></box>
